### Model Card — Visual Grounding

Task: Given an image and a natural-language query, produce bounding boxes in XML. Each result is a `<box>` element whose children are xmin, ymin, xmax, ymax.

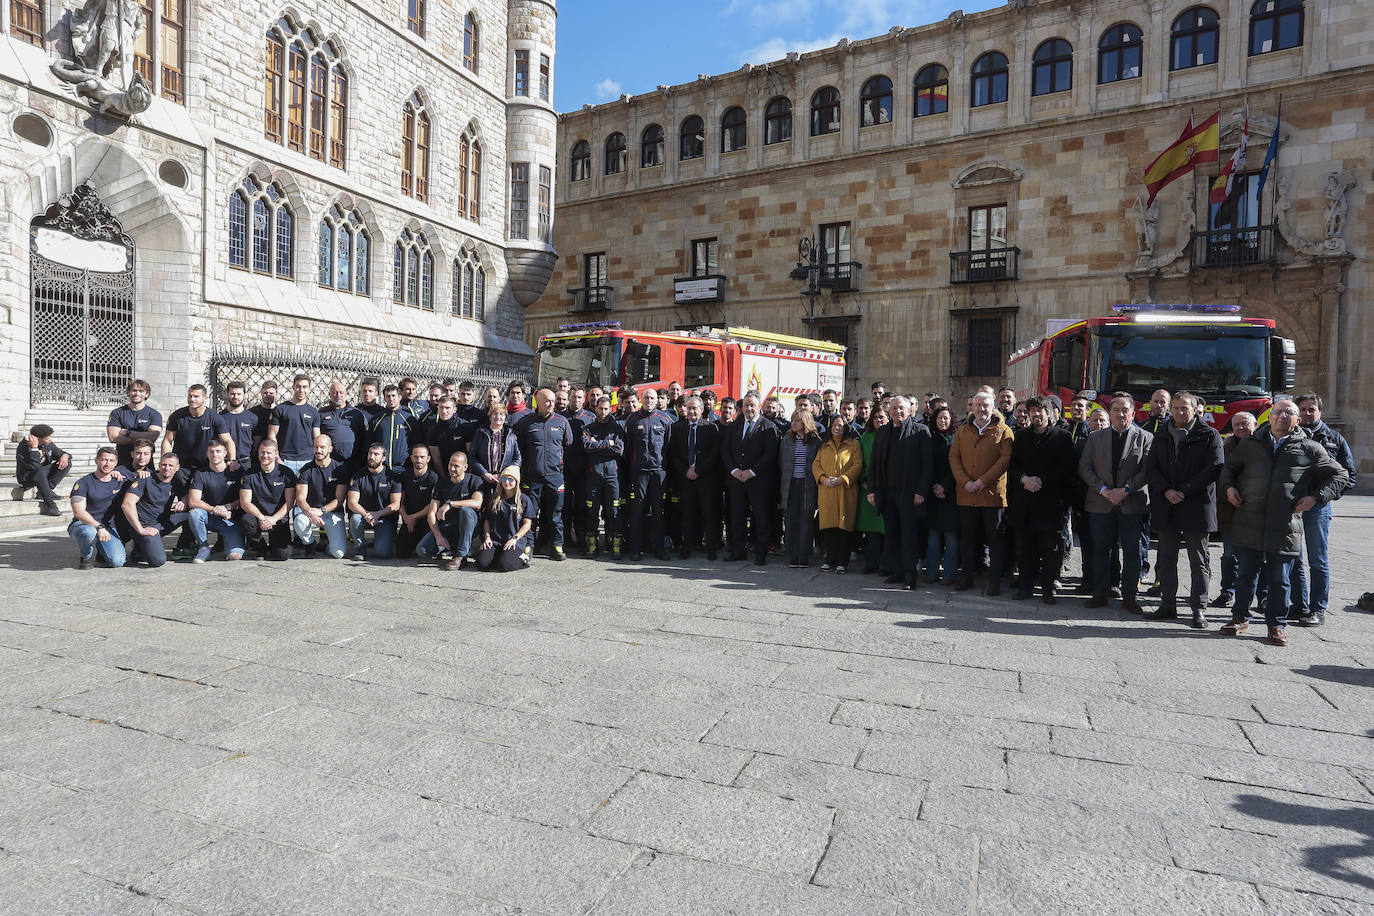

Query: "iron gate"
<box><xmin>29</xmin><ymin>183</ymin><xmax>136</xmax><ymax>408</ymax></box>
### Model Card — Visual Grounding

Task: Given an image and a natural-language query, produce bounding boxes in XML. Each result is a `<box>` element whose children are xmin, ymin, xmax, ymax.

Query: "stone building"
<box><xmin>530</xmin><ymin>0</ymin><xmax>1373</xmax><ymax>468</ymax></box>
<box><xmin>1</xmin><ymin>0</ymin><xmax>558</xmax><ymax>448</ymax></box>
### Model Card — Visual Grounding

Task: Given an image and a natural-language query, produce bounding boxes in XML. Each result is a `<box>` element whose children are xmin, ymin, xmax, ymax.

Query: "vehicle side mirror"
<box><xmin>1272</xmin><ymin>337</ymin><xmax>1297</xmax><ymax>391</ymax></box>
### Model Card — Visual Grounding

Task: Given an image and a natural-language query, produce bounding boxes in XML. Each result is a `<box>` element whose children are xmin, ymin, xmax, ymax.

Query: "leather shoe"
<box><xmin>1292</xmin><ymin>612</ymin><xmax>1325</xmax><ymax>627</ymax></box>
<box><xmin>1122</xmin><ymin>597</ymin><xmax>1144</xmax><ymax>615</ymax></box>
<box><xmin>1041</xmin><ymin>591</ymin><xmax>1058</xmax><ymax>606</ymax></box>
<box><xmin>1084</xmin><ymin>594</ymin><xmax>1108</xmax><ymax>609</ymax></box>
<box><xmin>984</xmin><ymin>581</ymin><xmax>1001</xmax><ymax>597</ymax></box>
<box><xmin>1210</xmin><ymin>592</ymin><xmax>1234</xmax><ymax>608</ymax></box>
<box><xmin>884</xmin><ymin>574</ymin><xmax>906</xmax><ymax>584</ymax></box>
<box><xmin>1191</xmin><ymin>609</ymin><xmax>1208</xmax><ymax>630</ymax></box>
<box><xmin>1146</xmin><ymin>606</ymin><xmax>1178</xmax><ymax>620</ymax></box>
<box><xmin>952</xmin><ymin>576</ymin><xmax>973</xmax><ymax>592</ymax></box>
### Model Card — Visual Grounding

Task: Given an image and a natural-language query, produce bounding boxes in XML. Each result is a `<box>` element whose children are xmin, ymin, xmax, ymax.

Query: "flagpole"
<box><xmin>1270</xmin><ymin>96</ymin><xmax>1282</xmax><ymax>224</ymax></box>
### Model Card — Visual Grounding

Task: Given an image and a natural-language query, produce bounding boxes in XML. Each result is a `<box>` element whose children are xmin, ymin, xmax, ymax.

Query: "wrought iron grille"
<box><xmin>206</xmin><ymin>346</ymin><xmax>514</xmax><ymax>406</ymax></box>
<box><xmin>30</xmin><ymin>259</ymin><xmax>137</xmax><ymax>408</ymax></box>
<box><xmin>948</xmin><ymin>307</ymin><xmax>1018</xmax><ymax>384</ymax></box>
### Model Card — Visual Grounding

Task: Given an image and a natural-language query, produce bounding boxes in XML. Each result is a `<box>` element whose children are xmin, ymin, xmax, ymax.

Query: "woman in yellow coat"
<box><xmin>813</xmin><ymin>415</ymin><xmax>864</xmax><ymax>572</ymax></box>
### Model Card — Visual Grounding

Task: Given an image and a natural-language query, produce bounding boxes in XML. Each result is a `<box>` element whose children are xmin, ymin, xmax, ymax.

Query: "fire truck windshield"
<box><xmin>1092</xmin><ymin>326</ymin><xmax>1270</xmax><ymax>402</ymax></box>
<box><xmin>537</xmin><ymin>338</ymin><xmax>620</xmax><ymax>391</ymax></box>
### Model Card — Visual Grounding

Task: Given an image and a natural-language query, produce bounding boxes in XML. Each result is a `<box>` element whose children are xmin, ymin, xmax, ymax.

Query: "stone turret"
<box><xmin>504</xmin><ymin>0</ymin><xmax>558</xmax><ymax>307</ymax></box>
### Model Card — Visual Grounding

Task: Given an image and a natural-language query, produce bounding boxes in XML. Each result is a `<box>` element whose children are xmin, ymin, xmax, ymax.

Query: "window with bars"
<box><xmin>393</xmin><ymin>229</ymin><xmax>433</xmax><ymax>310</ymax></box>
<box><xmin>264</xmin><ymin>19</ymin><xmax>346</xmax><ymax>166</ymax></box>
<box><xmin>402</xmin><ymin>93</ymin><xmax>430</xmax><ymax>201</ymax></box>
<box><xmin>509</xmin><ymin>163</ymin><xmax>530</xmax><ymax>239</ymax></box>
<box><xmin>9</xmin><ymin>0</ymin><xmax>44</xmax><ymax>46</ymax></box>
<box><xmin>451</xmin><ymin>249</ymin><xmax>486</xmax><ymax>321</ymax></box>
<box><xmin>228</xmin><ymin>176</ymin><xmax>293</xmax><ymax>281</ymax></box>
<box><xmin>539</xmin><ymin>54</ymin><xmax>550</xmax><ymax>101</ymax></box>
<box><xmin>463</xmin><ymin>14</ymin><xmax>479</xmax><ymax>71</ymax></box>
<box><xmin>538</xmin><ymin>166</ymin><xmax>552</xmax><ymax>242</ymax></box>
<box><xmin>950</xmin><ymin>311</ymin><xmax>1016</xmax><ymax>379</ymax></box>
<box><xmin>514</xmin><ymin>49</ymin><xmax>529</xmax><ymax>96</ymax></box>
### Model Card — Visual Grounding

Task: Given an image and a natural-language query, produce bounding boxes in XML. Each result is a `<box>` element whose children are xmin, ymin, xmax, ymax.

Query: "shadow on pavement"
<box><xmin>1294</xmin><ymin>664</ymin><xmax>1374</xmax><ymax>689</ymax></box>
<box><xmin>1230</xmin><ymin>793</ymin><xmax>1374</xmax><ymax>896</ymax></box>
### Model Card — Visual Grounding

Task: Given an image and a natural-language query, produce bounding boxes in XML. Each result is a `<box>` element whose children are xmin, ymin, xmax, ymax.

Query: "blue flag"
<box><xmin>1255</xmin><ymin>101</ymin><xmax>1281</xmax><ymax>202</ymax></box>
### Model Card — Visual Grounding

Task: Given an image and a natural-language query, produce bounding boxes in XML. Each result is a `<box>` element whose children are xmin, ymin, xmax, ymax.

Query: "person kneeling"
<box><xmin>476</xmin><ymin>465</ymin><xmax>535</xmax><ymax>572</ymax></box>
<box><xmin>418</xmin><ymin>451</ymin><xmax>485</xmax><ymax>569</ymax></box>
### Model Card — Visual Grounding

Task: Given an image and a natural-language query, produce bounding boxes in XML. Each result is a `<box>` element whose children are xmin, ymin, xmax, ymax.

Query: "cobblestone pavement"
<box><xmin>2</xmin><ymin>499</ymin><xmax>1373</xmax><ymax>915</ymax></box>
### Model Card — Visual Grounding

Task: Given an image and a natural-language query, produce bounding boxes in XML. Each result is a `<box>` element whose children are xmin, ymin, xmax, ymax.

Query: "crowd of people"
<box><xmin>17</xmin><ymin>371</ymin><xmax>1356</xmax><ymax>647</ymax></box>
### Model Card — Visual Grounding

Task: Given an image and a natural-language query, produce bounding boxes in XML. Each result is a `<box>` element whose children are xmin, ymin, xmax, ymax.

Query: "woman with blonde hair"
<box><xmin>814</xmin><ymin>414</ymin><xmax>863</xmax><ymax>572</ymax></box>
<box><xmin>476</xmin><ymin>466</ymin><xmax>535</xmax><ymax>571</ymax></box>
<box><xmin>778</xmin><ymin>409</ymin><xmax>822</xmax><ymax>568</ymax></box>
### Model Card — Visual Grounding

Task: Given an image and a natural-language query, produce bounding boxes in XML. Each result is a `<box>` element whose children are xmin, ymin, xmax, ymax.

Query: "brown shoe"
<box><xmin>1219</xmin><ymin>618</ymin><xmax>1250</xmax><ymax>635</ymax></box>
<box><xmin>1084</xmin><ymin>594</ymin><xmax>1109</xmax><ymax>609</ymax></box>
<box><xmin>1266</xmin><ymin>626</ymin><xmax>1289</xmax><ymax>647</ymax></box>
<box><xmin>1122</xmin><ymin>597</ymin><xmax>1144</xmax><ymax>615</ymax></box>
<box><xmin>444</xmin><ymin>557</ymin><xmax>464</xmax><ymax>571</ymax></box>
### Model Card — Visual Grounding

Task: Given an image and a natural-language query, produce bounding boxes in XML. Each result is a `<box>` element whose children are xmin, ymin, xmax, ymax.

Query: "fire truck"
<box><xmin>535</xmin><ymin>322</ymin><xmax>846</xmax><ymax>402</ymax></box>
<box><xmin>1006</xmin><ymin>304</ymin><xmax>1297</xmax><ymax>432</ymax></box>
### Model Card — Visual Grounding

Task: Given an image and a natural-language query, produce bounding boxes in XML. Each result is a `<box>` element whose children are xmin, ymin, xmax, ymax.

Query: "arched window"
<box><xmin>459</xmin><ymin>130</ymin><xmax>482</xmax><ymax>222</ymax></box>
<box><xmin>1170</xmin><ymin>7</ymin><xmax>1219</xmax><ymax>70</ymax></box>
<box><xmin>679</xmin><ymin>116</ymin><xmax>704</xmax><ymax>160</ymax></box>
<box><xmin>1098</xmin><ymin>24</ymin><xmax>1143</xmax><ymax>83</ymax></box>
<box><xmin>720</xmin><ymin>107</ymin><xmax>746</xmax><ymax>153</ymax></box>
<box><xmin>604</xmin><ymin>132</ymin><xmax>627</xmax><ymax>175</ymax></box>
<box><xmin>764</xmin><ymin>97</ymin><xmax>792</xmax><ymax>144</ymax></box>
<box><xmin>641</xmin><ymin>124</ymin><xmax>664</xmax><ymax>168</ymax></box>
<box><xmin>463</xmin><ymin>13</ymin><xmax>479</xmax><ymax>72</ymax></box>
<box><xmin>1032</xmin><ymin>39</ymin><xmax>1073</xmax><ymax>96</ymax></box>
<box><xmin>810</xmin><ymin>86</ymin><xmax>840</xmax><ymax>136</ymax></box>
<box><xmin>451</xmin><ymin>248</ymin><xmax>486</xmax><ymax>321</ymax></box>
<box><xmin>318</xmin><ymin>204</ymin><xmax>370</xmax><ymax>295</ymax></box>
<box><xmin>9</xmin><ymin>0</ymin><xmax>44</xmax><ymax>47</ymax></box>
<box><xmin>407</xmin><ymin>0</ymin><xmax>425</xmax><ymax>36</ymax></box>
<box><xmin>913</xmin><ymin>64</ymin><xmax>949</xmax><ymax>117</ymax></box>
<box><xmin>1249</xmin><ymin>0</ymin><xmax>1303</xmax><ymax>55</ymax></box>
<box><xmin>228</xmin><ymin>176</ymin><xmax>293</xmax><ymax>280</ymax></box>
<box><xmin>860</xmin><ymin>75</ymin><xmax>893</xmax><ymax>126</ymax></box>
<box><xmin>393</xmin><ymin>229</ymin><xmax>434</xmax><ymax>310</ymax></box>
<box><xmin>402</xmin><ymin>92</ymin><xmax>431</xmax><ymax>201</ymax></box>
<box><xmin>971</xmin><ymin>52</ymin><xmax>1009</xmax><ymax>107</ymax></box>
<box><xmin>570</xmin><ymin>140</ymin><xmax>591</xmax><ymax>181</ymax></box>
<box><xmin>264</xmin><ymin>19</ymin><xmax>347</xmax><ymax>167</ymax></box>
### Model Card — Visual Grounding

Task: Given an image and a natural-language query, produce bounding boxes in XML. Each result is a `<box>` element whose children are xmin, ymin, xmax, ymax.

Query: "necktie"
<box><xmin>743</xmin><ymin>421</ymin><xmax>752</xmax><ymax>440</ymax></box>
<box><xmin>688</xmin><ymin>423</ymin><xmax>697</xmax><ymax>466</ymax></box>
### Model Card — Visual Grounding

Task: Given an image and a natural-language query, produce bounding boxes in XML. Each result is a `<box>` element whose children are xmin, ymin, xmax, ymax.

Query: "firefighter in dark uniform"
<box><xmin>561</xmin><ymin>387</ymin><xmax>596</xmax><ymax>554</ymax></box>
<box><xmin>625</xmin><ymin>388</ymin><xmax>674</xmax><ymax>561</ymax></box>
<box><xmin>582</xmin><ymin>396</ymin><xmax>626</xmax><ymax>558</ymax></box>
<box><xmin>511</xmin><ymin>388</ymin><xmax>574</xmax><ymax>560</ymax></box>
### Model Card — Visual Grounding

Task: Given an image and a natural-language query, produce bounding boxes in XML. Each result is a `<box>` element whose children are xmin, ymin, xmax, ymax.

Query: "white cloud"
<box><xmin>738</xmin><ymin>33</ymin><xmax>843</xmax><ymax>65</ymax></box>
<box><xmin>593</xmin><ymin>78</ymin><xmax>623</xmax><ymax>101</ymax></box>
<box><xmin>733</xmin><ymin>0</ymin><xmax>954</xmax><ymax>62</ymax></box>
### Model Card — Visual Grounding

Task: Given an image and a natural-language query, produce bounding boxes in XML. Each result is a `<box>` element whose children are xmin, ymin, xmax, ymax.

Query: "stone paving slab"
<box><xmin>1</xmin><ymin>497</ymin><xmax>1373</xmax><ymax>912</ymax></box>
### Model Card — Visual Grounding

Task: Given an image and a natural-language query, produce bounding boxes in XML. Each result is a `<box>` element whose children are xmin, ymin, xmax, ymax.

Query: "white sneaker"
<box><xmin>836</xmin><ymin>566</ymin><xmax>847</xmax><ymax>575</ymax></box>
<box><xmin>821</xmin><ymin>563</ymin><xmax>832</xmax><ymax>571</ymax></box>
<box><xmin>193</xmin><ymin>547</ymin><xmax>211</xmax><ymax>563</ymax></box>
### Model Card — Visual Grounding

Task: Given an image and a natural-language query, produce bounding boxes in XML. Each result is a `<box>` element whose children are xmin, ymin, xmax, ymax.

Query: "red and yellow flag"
<box><xmin>1143</xmin><ymin>112</ymin><xmax>1220</xmax><ymax>206</ymax></box>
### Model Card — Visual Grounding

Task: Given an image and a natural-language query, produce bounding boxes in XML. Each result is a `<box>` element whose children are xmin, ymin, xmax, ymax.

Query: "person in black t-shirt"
<box><xmin>187</xmin><ymin>441</ymin><xmax>245</xmax><ymax>561</ymax></box>
<box><xmin>164</xmin><ymin>384</ymin><xmax>232</xmax><ymax>470</ymax></box>
<box><xmin>68</xmin><ymin>447</ymin><xmax>129</xmax><ymax>569</ymax></box>
<box><xmin>347</xmin><ymin>443</ymin><xmax>401</xmax><ymax>560</ymax></box>
<box><xmin>121</xmin><ymin>453</ymin><xmax>189</xmax><ymax>567</ymax></box>
<box><xmin>394</xmin><ymin>444</ymin><xmax>440</xmax><ymax>558</ymax></box>
<box><xmin>249</xmin><ymin>382</ymin><xmax>280</xmax><ymax>460</ymax></box>
<box><xmin>268</xmin><ymin>374</ymin><xmax>322</xmax><ymax>473</ymax></box>
<box><xmin>219</xmin><ymin>381</ymin><xmax>256</xmax><ymax>470</ymax></box>
<box><xmin>106</xmin><ymin>379</ymin><xmax>163</xmax><ymax>468</ymax></box>
<box><xmin>417</xmin><ymin>451</ymin><xmax>485</xmax><ymax>569</ymax></box>
<box><xmin>238</xmin><ymin>440</ymin><xmax>296</xmax><ymax>561</ymax></box>
<box><xmin>293</xmin><ymin>434</ymin><xmax>348</xmax><ymax>559</ymax></box>
<box><xmin>477</xmin><ymin>466</ymin><xmax>536</xmax><ymax>572</ymax></box>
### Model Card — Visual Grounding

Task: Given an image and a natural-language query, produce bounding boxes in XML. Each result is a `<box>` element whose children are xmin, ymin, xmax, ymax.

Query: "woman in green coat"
<box><xmin>856</xmin><ymin>408</ymin><xmax>888</xmax><ymax>574</ymax></box>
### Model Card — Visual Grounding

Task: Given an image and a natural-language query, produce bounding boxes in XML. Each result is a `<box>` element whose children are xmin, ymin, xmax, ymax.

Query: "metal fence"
<box><xmin>206</xmin><ymin>346</ymin><xmax>516</xmax><ymax>405</ymax></box>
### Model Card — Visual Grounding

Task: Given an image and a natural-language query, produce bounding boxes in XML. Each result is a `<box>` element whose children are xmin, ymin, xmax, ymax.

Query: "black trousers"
<box><xmin>821</xmin><ymin>527</ymin><xmax>852</xmax><ymax>567</ymax></box>
<box><xmin>727</xmin><ymin>476</ymin><xmax>773</xmax><ymax>561</ymax></box>
<box><xmin>585</xmin><ymin>473</ymin><xmax>620</xmax><ymax>541</ymax></box>
<box><xmin>880</xmin><ymin>490</ymin><xmax>923</xmax><ymax>584</ymax></box>
<box><xmin>958</xmin><ymin>506</ymin><xmax>1006</xmax><ymax>579</ymax></box>
<box><xmin>1156</xmin><ymin>528</ymin><xmax>1211</xmax><ymax>608</ymax></box>
<box><xmin>628</xmin><ymin>468</ymin><xmax>667</xmax><ymax>555</ymax></box>
<box><xmin>241</xmin><ymin>513</ymin><xmax>291</xmax><ymax>557</ymax></box>
<box><xmin>563</xmin><ymin>469</ymin><xmax>585</xmax><ymax>546</ymax></box>
<box><xmin>20</xmin><ymin>462</ymin><xmax>70</xmax><ymax>507</ymax></box>
<box><xmin>1015</xmin><ymin>525</ymin><xmax>1065</xmax><ymax>591</ymax></box>
<box><xmin>394</xmin><ymin>518</ymin><xmax>427</xmax><ymax>558</ymax></box>
<box><xmin>677</xmin><ymin>474</ymin><xmax>721</xmax><ymax>553</ymax></box>
<box><xmin>476</xmin><ymin>545</ymin><xmax>526</xmax><ymax>571</ymax></box>
<box><xmin>524</xmin><ymin>480</ymin><xmax>565</xmax><ymax>548</ymax></box>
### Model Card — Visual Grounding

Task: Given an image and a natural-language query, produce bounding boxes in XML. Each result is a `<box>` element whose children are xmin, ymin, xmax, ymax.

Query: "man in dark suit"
<box><xmin>719</xmin><ymin>394</ymin><xmax>779</xmax><ymax>565</ymax></box>
<box><xmin>668</xmin><ymin>396</ymin><xmax>723</xmax><ymax>560</ymax></box>
<box><xmin>1079</xmin><ymin>392</ymin><xmax>1153</xmax><ymax>612</ymax></box>
<box><xmin>865</xmin><ymin>396</ymin><xmax>933</xmax><ymax>588</ymax></box>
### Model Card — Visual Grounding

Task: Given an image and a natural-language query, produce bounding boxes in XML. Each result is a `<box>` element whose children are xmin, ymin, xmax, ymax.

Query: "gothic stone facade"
<box><xmin>530</xmin><ymin>0</ymin><xmax>1374</xmax><ymax>469</ymax></box>
<box><xmin>0</xmin><ymin>0</ymin><xmax>558</xmax><ymax>439</ymax></box>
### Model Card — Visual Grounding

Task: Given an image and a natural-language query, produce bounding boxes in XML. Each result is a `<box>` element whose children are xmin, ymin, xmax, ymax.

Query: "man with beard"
<box><xmin>163</xmin><ymin>384</ymin><xmax>232</xmax><ymax>471</ymax></box>
<box><xmin>582</xmin><ymin>395</ymin><xmax>626</xmax><ymax>559</ymax></box>
<box><xmin>218</xmin><ymin>381</ymin><xmax>255</xmax><ymax>469</ymax></box>
<box><xmin>318</xmin><ymin>381</ymin><xmax>368</xmax><ymax>474</ymax></box>
<box><xmin>107</xmin><ymin>378</ymin><xmax>163</xmax><ymax>468</ymax></box>
<box><xmin>187</xmin><ymin>441</ymin><xmax>245</xmax><ymax>561</ymax></box>
<box><xmin>293</xmin><ymin>434</ymin><xmax>348</xmax><ymax>559</ymax></box>
<box><xmin>394</xmin><ymin>444</ymin><xmax>441</xmax><ymax>559</ymax></box>
<box><xmin>249</xmin><ymin>381</ymin><xmax>279</xmax><ymax>458</ymax></box>
<box><xmin>418</xmin><ymin>451</ymin><xmax>485</xmax><ymax>569</ymax></box>
<box><xmin>562</xmin><ymin>386</ymin><xmax>595</xmax><ymax>553</ymax></box>
<box><xmin>121</xmin><ymin>452</ymin><xmax>190</xmax><ymax>568</ymax></box>
<box><xmin>668</xmin><ymin>396</ymin><xmax>722</xmax><ymax>560</ymax></box>
<box><xmin>369</xmin><ymin>385</ymin><xmax>413</xmax><ymax>473</ymax></box>
<box><xmin>1007</xmin><ymin>396</ymin><xmax>1075</xmax><ymax>603</ymax></box>
<box><xmin>346</xmin><ymin>443</ymin><xmax>402</xmax><ymax>560</ymax></box>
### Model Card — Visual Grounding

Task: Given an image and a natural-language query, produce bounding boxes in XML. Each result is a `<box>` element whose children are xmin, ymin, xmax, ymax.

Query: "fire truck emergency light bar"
<box><xmin>1110</xmin><ymin>304</ymin><xmax>1243</xmax><ymax>323</ymax></box>
<box><xmin>556</xmin><ymin>321</ymin><xmax>623</xmax><ymax>332</ymax></box>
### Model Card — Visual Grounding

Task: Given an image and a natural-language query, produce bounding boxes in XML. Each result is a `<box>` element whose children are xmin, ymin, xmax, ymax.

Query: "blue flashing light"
<box><xmin>555</xmin><ymin>320</ymin><xmax>623</xmax><ymax>332</ymax></box>
<box><xmin>1110</xmin><ymin>304</ymin><xmax>1242</xmax><ymax>314</ymax></box>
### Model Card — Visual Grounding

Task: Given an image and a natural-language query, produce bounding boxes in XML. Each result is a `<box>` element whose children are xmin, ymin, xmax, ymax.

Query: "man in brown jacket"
<box><xmin>950</xmin><ymin>392</ymin><xmax>1014</xmax><ymax>595</ymax></box>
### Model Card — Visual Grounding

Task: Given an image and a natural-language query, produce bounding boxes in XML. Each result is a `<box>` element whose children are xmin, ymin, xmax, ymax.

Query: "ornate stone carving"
<box><xmin>1132</xmin><ymin>195</ymin><xmax>1159</xmax><ymax>264</ymax></box>
<box><xmin>1322</xmin><ymin>171</ymin><xmax>1355</xmax><ymax>255</ymax></box>
<box><xmin>948</xmin><ymin>9</ymin><xmax>967</xmax><ymax>27</ymax></box>
<box><xmin>50</xmin><ymin>0</ymin><xmax>153</xmax><ymax>118</ymax></box>
<box><xmin>34</xmin><ymin>182</ymin><xmax>133</xmax><ymax>246</ymax></box>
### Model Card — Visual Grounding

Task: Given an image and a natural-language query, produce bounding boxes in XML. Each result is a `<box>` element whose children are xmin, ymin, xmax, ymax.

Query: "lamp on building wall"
<box><xmin>789</xmin><ymin>234</ymin><xmax>830</xmax><ymax>322</ymax></box>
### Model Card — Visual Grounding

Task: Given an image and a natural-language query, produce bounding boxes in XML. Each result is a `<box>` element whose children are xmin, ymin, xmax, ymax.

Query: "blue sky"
<box><xmin>554</xmin><ymin>0</ymin><xmax>1001</xmax><ymax>112</ymax></box>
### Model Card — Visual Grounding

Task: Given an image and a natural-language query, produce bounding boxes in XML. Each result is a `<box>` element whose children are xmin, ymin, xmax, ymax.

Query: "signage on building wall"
<box><xmin>33</xmin><ymin>228</ymin><xmax>130</xmax><ymax>272</ymax></box>
<box><xmin>674</xmin><ymin>276</ymin><xmax>723</xmax><ymax>303</ymax></box>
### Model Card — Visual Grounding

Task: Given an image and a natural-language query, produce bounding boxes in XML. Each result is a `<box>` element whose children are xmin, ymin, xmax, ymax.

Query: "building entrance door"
<box><xmin>29</xmin><ymin>183</ymin><xmax>136</xmax><ymax>408</ymax></box>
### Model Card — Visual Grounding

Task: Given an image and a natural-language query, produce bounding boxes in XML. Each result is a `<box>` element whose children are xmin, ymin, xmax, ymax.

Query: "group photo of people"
<box><xmin>19</xmin><ymin>371</ymin><xmax>1354</xmax><ymax>648</ymax></box>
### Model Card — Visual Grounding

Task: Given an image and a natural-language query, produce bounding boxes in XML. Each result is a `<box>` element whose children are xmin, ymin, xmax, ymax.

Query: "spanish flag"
<box><xmin>1143</xmin><ymin>112</ymin><xmax>1220</xmax><ymax>206</ymax></box>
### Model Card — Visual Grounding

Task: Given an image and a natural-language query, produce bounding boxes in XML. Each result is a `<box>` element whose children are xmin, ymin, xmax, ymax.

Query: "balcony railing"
<box><xmin>950</xmin><ymin>246</ymin><xmax>1020</xmax><ymax>284</ymax></box>
<box><xmin>568</xmin><ymin>286</ymin><xmax>613</xmax><ymax>312</ymax></box>
<box><xmin>1190</xmin><ymin>224</ymin><xmax>1278</xmax><ymax>269</ymax></box>
<box><xmin>818</xmin><ymin>261</ymin><xmax>863</xmax><ymax>292</ymax></box>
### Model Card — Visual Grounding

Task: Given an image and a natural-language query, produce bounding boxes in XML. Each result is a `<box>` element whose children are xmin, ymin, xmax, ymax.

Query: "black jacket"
<box><xmin>865</xmin><ymin>418</ymin><xmax>933</xmax><ymax>516</ymax></box>
<box><xmin>668</xmin><ymin>419</ymin><xmax>722</xmax><ymax>480</ymax></box>
<box><xmin>1145</xmin><ymin>418</ymin><xmax>1224</xmax><ymax>532</ymax></box>
<box><xmin>16</xmin><ymin>440</ymin><xmax>68</xmax><ymax>485</ymax></box>
<box><xmin>719</xmin><ymin>417</ymin><xmax>780</xmax><ymax>481</ymax></box>
<box><xmin>1302</xmin><ymin>420</ymin><xmax>1358</xmax><ymax>493</ymax></box>
<box><xmin>1008</xmin><ymin>424</ymin><xmax>1075</xmax><ymax>530</ymax></box>
<box><xmin>1219</xmin><ymin>425</ymin><xmax>1349</xmax><ymax>555</ymax></box>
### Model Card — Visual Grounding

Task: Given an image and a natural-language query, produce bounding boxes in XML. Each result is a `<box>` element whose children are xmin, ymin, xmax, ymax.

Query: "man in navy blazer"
<box><xmin>719</xmin><ymin>394</ymin><xmax>779</xmax><ymax>565</ymax></box>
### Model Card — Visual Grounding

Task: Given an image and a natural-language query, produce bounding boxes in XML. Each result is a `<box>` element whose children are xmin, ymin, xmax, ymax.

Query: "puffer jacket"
<box><xmin>950</xmin><ymin>413</ymin><xmax>1013</xmax><ymax>508</ymax></box>
<box><xmin>1218</xmin><ymin>425</ymin><xmax>1349</xmax><ymax>555</ymax></box>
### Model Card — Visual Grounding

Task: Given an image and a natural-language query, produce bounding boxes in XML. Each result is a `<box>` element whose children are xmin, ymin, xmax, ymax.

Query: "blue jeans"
<box><xmin>280</xmin><ymin>458</ymin><xmax>310</xmax><ymax>475</ymax></box>
<box><xmin>349</xmin><ymin>513</ymin><xmax>397</xmax><ymax>558</ymax></box>
<box><xmin>293</xmin><ymin>509</ymin><xmax>347</xmax><ymax>558</ymax></box>
<box><xmin>1217</xmin><ymin>532</ymin><xmax>1237</xmax><ymax>595</ymax></box>
<box><xmin>1234</xmin><ymin>545</ymin><xmax>1297</xmax><ymax>628</ymax></box>
<box><xmin>1088</xmin><ymin>511</ymin><xmax>1144</xmax><ymax>598</ymax></box>
<box><xmin>1289</xmin><ymin>503</ymin><xmax>1332</xmax><ymax>614</ymax></box>
<box><xmin>68</xmin><ymin>521</ymin><xmax>127</xmax><ymax>567</ymax></box>
<box><xmin>417</xmin><ymin>506</ymin><xmax>478</xmax><ymax>559</ymax></box>
<box><xmin>924</xmin><ymin>528</ymin><xmax>958</xmax><ymax>580</ymax></box>
<box><xmin>188</xmin><ymin>509</ymin><xmax>246</xmax><ymax>558</ymax></box>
